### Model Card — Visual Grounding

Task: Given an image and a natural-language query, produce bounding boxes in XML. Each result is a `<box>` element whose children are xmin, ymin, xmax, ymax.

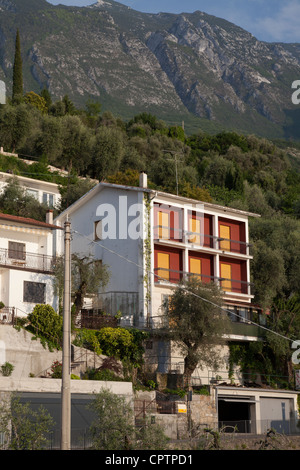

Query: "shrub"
<box><xmin>1</xmin><ymin>362</ymin><xmax>14</xmax><ymax>376</ymax></box>
<box><xmin>27</xmin><ymin>304</ymin><xmax>63</xmax><ymax>350</ymax></box>
<box><xmin>50</xmin><ymin>360</ymin><xmax>62</xmax><ymax>378</ymax></box>
<box><xmin>85</xmin><ymin>368</ymin><xmax>120</xmax><ymax>381</ymax></box>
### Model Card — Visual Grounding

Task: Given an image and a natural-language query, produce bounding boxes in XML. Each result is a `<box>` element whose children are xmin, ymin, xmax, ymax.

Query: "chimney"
<box><xmin>139</xmin><ymin>172</ymin><xmax>147</xmax><ymax>189</ymax></box>
<box><xmin>46</xmin><ymin>209</ymin><xmax>54</xmax><ymax>225</ymax></box>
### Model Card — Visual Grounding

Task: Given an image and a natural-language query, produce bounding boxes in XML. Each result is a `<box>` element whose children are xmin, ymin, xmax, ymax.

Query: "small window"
<box><xmin>23</xmin><ymin>281</ymin><xmax>46</xmax><ymax>304</ymax></box>
<box><xmin>26</xmin><ymin>189</ymin><xmax>39</xmax><ymax>200</ymax></box>
<box><xmin>94</xmin><ymin>220</ymin><xmax>102</xmax><ymax>241</ymax></box>
<box><xmin>43</xmin><ymin>192</ymin><xmax>54</xmax><ymax>207</ymax></box>
<box><xmin>8</xmin><ymin>241</ymin><xmax>25</xmax><ymax>260</ymax></box>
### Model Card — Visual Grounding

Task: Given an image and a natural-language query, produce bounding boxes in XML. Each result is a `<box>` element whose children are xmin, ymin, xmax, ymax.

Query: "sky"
<box><xmin>47</xmin><ymin>0</ymin><xmax>300</xmax><ymax>43</ymax></box>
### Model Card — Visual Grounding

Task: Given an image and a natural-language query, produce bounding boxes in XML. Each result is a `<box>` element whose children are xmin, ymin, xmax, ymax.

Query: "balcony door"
<box><xmin>158</xmin><ymin>211</ymin><xmax>170</xmax><ymax>239</ymax></box>
<box><xmin>220</xmin><ymin>263</ymin><xmax>232</xmax><ymax>291</ymax></box>
<box><xmin>189</xmin><ymin>257</ymin><xmax>201</xmax><ymax>280</ymax></box>
<box><xmin>157</xmin><ymin>252</ymin><xmax>170</xmax><ymax>281</ymax></box>
<box><xmin>189</xmin><ymin>217</ymin><xmax>201</xmax><ymax>244</ymax></box>
<box><xmin>219</xmin><ymin>224</ymin><xmax>231</xmax><ymax>251</ymax></box>
<box><xmin>8</xmin><ymin>241</ymin><xmax>26</xmax><ymax>261</ymax></box>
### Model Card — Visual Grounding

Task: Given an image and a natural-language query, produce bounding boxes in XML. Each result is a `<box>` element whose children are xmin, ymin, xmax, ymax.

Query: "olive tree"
<box><xmin>88</xmin><ymin>388</ymin><xmax>169</xmax><ymax>450</ymax></box>
<box><xmin>166</xmin><ymin>277</ymin><xmax>230</xmax><ymax>387</ymax></box>
<box><xmin>53</xmin><ymin>253</ymin><xmax>110</xmax><ymax>318</ymax></box>
<box><xmin>0</xmin><ymin>394</ymin><xmax>54</xmax><ymax>450</ymax></box>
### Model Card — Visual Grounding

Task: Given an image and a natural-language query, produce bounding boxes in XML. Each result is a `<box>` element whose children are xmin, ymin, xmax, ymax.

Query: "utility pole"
<box><xmin>163</xmin><ymin>150</ymin><xmax>184</xmax><ymax>196</ymax></box>
<box><xmin>61</xmin><ymin>219</ymin><xmax>71</xmax><ymax>450</ymax></box>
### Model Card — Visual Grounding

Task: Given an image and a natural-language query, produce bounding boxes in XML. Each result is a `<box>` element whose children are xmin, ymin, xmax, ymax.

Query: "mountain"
<box><xmin>1</xmin><ymin>0</ymin><xmax>300</xmax><ymax>138</ymax></box>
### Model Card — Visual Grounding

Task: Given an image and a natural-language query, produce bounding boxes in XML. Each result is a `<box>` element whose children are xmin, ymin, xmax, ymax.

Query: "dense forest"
<box><xmin>1</xmin><ymin>87</ymin><xmax>300</xmax><ymax>384</ymax></box>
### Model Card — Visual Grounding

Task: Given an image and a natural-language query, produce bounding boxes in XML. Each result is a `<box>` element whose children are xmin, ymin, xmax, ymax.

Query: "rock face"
<box><xmin>0</xmin><ymin>0</ymin><xmax>300</xmax><ymax>137</ymax></box>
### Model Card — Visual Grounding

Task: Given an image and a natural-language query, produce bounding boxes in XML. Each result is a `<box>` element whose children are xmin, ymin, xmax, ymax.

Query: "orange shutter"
<box><xmin>158</xmin><ymin>211</ymin><xmax>169</xmax><ymax>239</ymax></box>
<box><xmin>157</xmin><ymin>252</ymin><xmax>170</xmax><ymax>281</ymax></box>
<box><xmin>189</xmin><ymin>218</ymin><xmax>201</xmax><ymax>244</ymax></box>
<box><xmin>220</xmin><ymin>263</ymin><xmax>232</xmax><ymax>291</ymax></box>
<box><xmin>190</xmin><ymin>258</ymin><xmax>201</xmax><ymax>280</ymax></box>
<box><xmin>219</xmin><ymin>225</ymin><xmax>231</xmax><ymax>251</ymax></box>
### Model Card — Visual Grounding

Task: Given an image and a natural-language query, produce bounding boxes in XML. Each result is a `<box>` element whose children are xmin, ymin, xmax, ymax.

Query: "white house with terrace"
<box><xmin>0</xmin><ymin>211</ymin><xmax>61</xmax><ymax>320</ymax></box>
<box><xmin>54</xmin><ymin>173</ymin><xmax>262</xmax><ymax>333</ymax></box>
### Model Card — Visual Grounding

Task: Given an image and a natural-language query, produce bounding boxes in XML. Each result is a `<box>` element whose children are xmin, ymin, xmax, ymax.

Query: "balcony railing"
<box><xmin>0</xmin><ymin>248</ymin><xmax>54</xmax><ymax>273</ymax></box>
<box><xmin>154</xmin><ymin>267</ymin><xmax>251</xmax><ymax>294</ymax></box>
<box><xmin>154</xmin><ymin>226</ymin><xmax>250</xmax><ymax>255</ymax></box>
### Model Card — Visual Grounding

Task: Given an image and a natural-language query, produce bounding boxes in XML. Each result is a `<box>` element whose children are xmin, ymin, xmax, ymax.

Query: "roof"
<box><xmin>54</xmin><ymin>180</ymin><xmax>261</xmax><ymax>222</ymax></box>
<box><xmin>0</xmin><ymin>212</ymin><xmax>62</xmax><ymax>230</ymax></box>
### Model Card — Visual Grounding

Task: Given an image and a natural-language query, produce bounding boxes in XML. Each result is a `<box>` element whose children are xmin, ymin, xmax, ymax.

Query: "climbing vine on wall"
<box><xmin>143</xmin><ymin>193</ymin><xmax>152</xmax><ymax>324</ymax></box>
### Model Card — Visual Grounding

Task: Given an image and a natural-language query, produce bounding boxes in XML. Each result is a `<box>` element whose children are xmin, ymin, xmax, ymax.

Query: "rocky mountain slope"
<box><xmin>0</xmin><ymin>0</ymin><xmax>300</xmax><ymax>138</ymax></box>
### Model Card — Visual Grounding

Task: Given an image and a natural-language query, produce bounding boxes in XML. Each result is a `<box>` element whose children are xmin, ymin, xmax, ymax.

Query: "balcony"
<box><xmin>154</xmin><ymin>226</ymin><xmax>250</xmax><ymax>256</ymax></box>
<box><xmin>154</xmin><ymin>267</ymin><xmax>251</xmax><ymax>295</ymax></box>
<box><xmin>0</xmin><ymin>248</ymin><xmax>54</xmax><ymax>273</ymax></box>
<box><xmin>154</xmin><ymin>267</ymin><xmax>218</xmax><ymax>285</ymax></box>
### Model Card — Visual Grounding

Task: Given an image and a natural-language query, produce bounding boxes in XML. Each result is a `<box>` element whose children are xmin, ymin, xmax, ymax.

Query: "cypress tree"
<box><xmin>12</xmin><ymin>29</ymin><xmax>23</xmax><ymax>103</ymax></box>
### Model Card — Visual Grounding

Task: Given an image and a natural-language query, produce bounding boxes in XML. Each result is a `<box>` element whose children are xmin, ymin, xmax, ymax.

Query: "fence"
<box><xmin>0</xmin><ymin>307</ymin><xmax>16</xmax><ymax>325</ymax></box>
<box><xmin>219</xmin><ymin>419</ymin><xmax>300</xmax><ymax>435</ymax></box>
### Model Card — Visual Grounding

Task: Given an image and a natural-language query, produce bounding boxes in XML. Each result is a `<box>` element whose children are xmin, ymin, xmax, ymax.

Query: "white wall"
<box><xmin>1</xmin><ymin>269</ymin><xmax>57</xmax><ymax>315</ymax></box>
<box><xmin>0</xmin><ymin>226</ymin><xmax>52</xmax><ymax>257</ymax></box>
<box><xmin>0</xmin><ymin>172</ymin><xmax>61</xmax><ymax>209</ymax></box>
<box><xmin>56</xmin><ymin>186</ymin><xmax>147</xmax><ymax>316</ymax></box>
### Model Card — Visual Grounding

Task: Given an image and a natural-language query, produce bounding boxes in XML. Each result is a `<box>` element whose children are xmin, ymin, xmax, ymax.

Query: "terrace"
<box><xmin>0</xmin><ymin>247</ymin><xmax>54</xmax><ymax>273</ymax></box>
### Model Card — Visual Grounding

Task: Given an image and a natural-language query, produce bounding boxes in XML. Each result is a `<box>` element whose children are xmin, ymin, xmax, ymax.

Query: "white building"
<box><xmin>54</xmin><ymin>173</ymin><xmax>260</xmax><ymax>328</ymax></box>
<box><xmin>0</xmin><ymin>171</ymin><xmax>61</xmax><ymax>209</ymax></box>
<box><xmin>0</xmin><ymin>211</ymin><xmax>61</xmax><ymax>318</ymax></box>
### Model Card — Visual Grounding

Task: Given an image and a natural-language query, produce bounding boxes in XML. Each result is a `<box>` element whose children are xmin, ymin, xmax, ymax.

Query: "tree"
<box><xmin>89</xmin><ymin>126</ymin><xmax>125</xmax><ymax>180</ymax></box>
<box><xmin>0</xmin><ymin>394</ymin><xmax>54</xmax><ymax>450</ymax></box>
<box><xmin>23</xmin><ymin>91</ymin><xmax>47</xmax><ymax>113</ymax></box>
<box><xmin>0</xmin><ymin>177</ymin><xmax>52</xmax><ymax>221</ymax></box>
<box><xmin>166</xmin><ymin>277</ymin><xmax>230</xmax><ymax>387</ymax></box>
<box><xmin>88</xmin><ymin>388</ymin><xmax>169</xmax><ymax>450</ymax></box>
<box><xmin>265</xmin><ymin>295</ymin><xmax>300</xmax><ymax>383</ymax></box>
<box><xmin>60</xmin><ymin>114</ymin><xmax>93</xmax><ymax>174</ymax></box>
<box><xmin>12</xmin><ymin>29</ymin><xmax>23</xmax><ymax>103</ymax></box>
<box><xmin>0</xmin><ymin>104</ymin><xmax>32</xmax><ymax>152</ymax></box>
<box><xmin>58</xmin><ymin>176</ymin><xmax>96</xmax><ymax>211</ymax></box>
<box><xmin>53</xmin><ymin>253</ymin><xmax>110</xmax><ymax>318</ymax></box>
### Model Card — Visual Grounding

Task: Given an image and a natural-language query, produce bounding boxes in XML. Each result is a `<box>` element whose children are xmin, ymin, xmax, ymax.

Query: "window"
<box><xmin>43</xmin><ymin>192</ymin><xmax>54</xmax><ymax>207</ymax></box>
<box><xmin>94</xmin><ymin>220</ymin><xmax>102</xmax><ymax>240</ymax></box>
<box><xmin>158</xmin><ymin>211</ymin><xmax>169</xmax><ymax>239</ymax></box>
<box><xmin>219</xmin><ymin>225</ymin><xmax>231</xmax><ymax>251</ymax></box>
<box><xmin>26</xmin><ymin>189</ymin><xmax>39</xmax><ymax>200</ymax></box>
<box><xmin>8</xmin><ymin>241</ymin><xmax>25</xmax><ymax>260</ymax></box>
<box><xmin>220</xmin><ymin>263</ymin><xmax>232</xmax><ymax>291</ymax></box>
<box><xmin>157</xmin><ymin>252</ymin><xmax>170</xmax><ymax>281</ymax></box>
<box><xmin>23</xmin><ymin>281</ymin><xmax>46</xmax><ymax>303</ymax></box>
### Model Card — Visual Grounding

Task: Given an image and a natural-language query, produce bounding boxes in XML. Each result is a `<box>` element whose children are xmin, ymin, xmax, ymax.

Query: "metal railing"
<box><xmin>153</xmin><ymin>267</ymin><xmax>251</xmax><ymax>294</ymax></box>
<box><xmin>218</xmin><ymin>419</ymin><xmax>300</xmax><ymax>435</ymax></box>
<box><xmin>153</xmin><ymin>226</ymin><xmax>250</xmax><ymax>255</ymax></box>
<box><xmin>0</xmin><ymin>307</ymin><xmax>16</xmax><ymax>325</ymax></box>
<box><xmin>0</xmin><ymin>248</ymin><xmax>54</xmax><ymax>273</ymax></box>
